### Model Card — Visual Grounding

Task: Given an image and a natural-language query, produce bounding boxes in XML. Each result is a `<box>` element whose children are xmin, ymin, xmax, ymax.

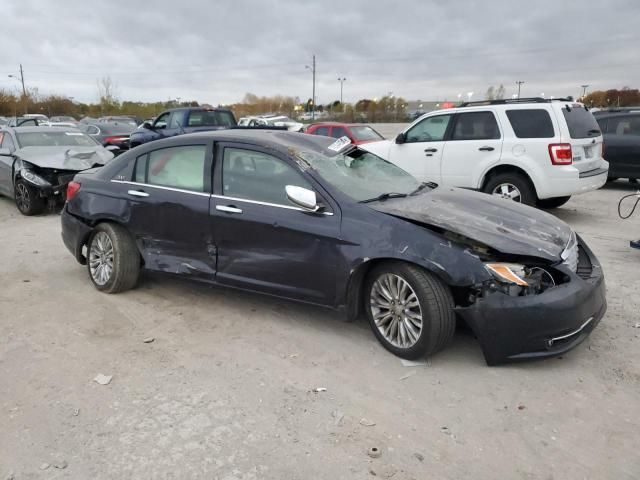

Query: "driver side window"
<box><xmin>154</xmin><ymin>112</ymin><xmax>171</xmax><ymax>129</ymax></box>
<box><xmin>405</xmin><ymin>115</ymin><xmax>452</xmax><ymax>143</ymax></box>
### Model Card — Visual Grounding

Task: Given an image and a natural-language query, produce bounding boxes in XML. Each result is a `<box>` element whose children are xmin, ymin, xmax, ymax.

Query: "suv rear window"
<box><xmin>506</xmin><ymin>109</ymin><xmax>554</xmax><ymax>138</ymax></box>
<box><xmin>561</xmin><ymin>106</ymin><xmax>601</xmax><ymax>139</ymax></box>
<box><xmin>187</xmin><ymin>110</ymin><xmax>237</xmax><ymax>128</ymax></box>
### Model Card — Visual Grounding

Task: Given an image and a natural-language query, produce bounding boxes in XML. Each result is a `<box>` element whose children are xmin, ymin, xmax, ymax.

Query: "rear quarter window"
<box><xmin>561</xmin><ymin>106</ymin><xmax>601</xmax><ymax>139</ymax></box>
<box><xmin>506</xmin><ymin>109</ymin><xmax>555</xmax><ymax>138</ymax></box>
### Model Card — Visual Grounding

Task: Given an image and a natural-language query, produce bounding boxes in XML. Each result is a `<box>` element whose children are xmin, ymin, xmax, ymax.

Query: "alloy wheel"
<box><xmin>89</xmin><ymin>231</ymin><xmax>114</xmax><ymax>286</ymax></box>
<box><xmin>492</xmin><ymin>183</ymin><xmax>522</xmax><ymax>202</ymax></box>
<box><xmin>15</xmin><ymin>183</ymin><xmax>30</xmax><ymax>212</ymax></box>
<box><xmin>370</xmin><ymin>273</ymin><xmax>423</xmax><ymax>349</ymax></box>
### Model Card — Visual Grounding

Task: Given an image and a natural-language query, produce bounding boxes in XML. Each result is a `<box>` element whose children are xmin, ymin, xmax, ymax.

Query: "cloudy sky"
<box><xmin>1</xmin><ymin>0</ymin><xmax>638</xmax><ymax>105</ymax></box>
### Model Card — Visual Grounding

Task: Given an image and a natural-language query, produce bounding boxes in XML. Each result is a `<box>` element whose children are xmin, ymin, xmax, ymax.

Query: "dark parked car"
<box><xmin>595</xmin><ymin>110</ymin><xmax>640</xmax><ymax>181</ymax></box>
<box><xmin>129</xmin><ymin>107</ymin><xmax>237</xmax><ymax>147</ymax></box>
<box><xmin>0</xmin><ymin>127</ymin><xmax>114</xmax><ymax>215</ymax></box>
<box><xmin>60</xmin><ymin>130</ymin><xmax>606</xmax><ymax>365</ymax></box>
<box><xmin>80</xmin><ymin>122</ymin><xmax>136</xmax><ymax>153</ymax></box>
<box><xmin>306</xmin><ymin>122</ymin><xmax>385</xmax><ymax>145</ymax></box>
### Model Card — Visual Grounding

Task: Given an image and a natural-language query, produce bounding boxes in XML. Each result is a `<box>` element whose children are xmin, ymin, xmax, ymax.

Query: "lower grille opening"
<box><xmin>576</xmin><ymin>246</ymin><xmax>593</xmax><ymax>279</ymax></box>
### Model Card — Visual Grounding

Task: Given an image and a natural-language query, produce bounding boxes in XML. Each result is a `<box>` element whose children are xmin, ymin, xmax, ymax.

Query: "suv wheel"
<box><xmin>536</xmin><ymin>196</ymin><xmax>571</xmax><ymax>209</ymax></box>
<box><xmin>484</xmin><ymin>173</ymin><xmax>536</xmax><ymax>206</ymax></box>
<box><xmin>87</xmin><ymin>223</ymin><xmax>140</xmax><ymax>293</ymax></box>
<box><xmin>14</xmin><ymin>179</ymin><xmax>45</xmax><ymax>216</ymax></box>
<box><xmin>364</xmin><ymin>262</ymin><xmax>455</xmax><ymax>360</ymax></box>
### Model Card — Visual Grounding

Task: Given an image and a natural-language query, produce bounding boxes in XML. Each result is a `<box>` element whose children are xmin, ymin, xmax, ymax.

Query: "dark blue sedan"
<box><xmin>60</xmin><ymin>130</ymin><xmax>606</xmax><ymax>365</ymax></box>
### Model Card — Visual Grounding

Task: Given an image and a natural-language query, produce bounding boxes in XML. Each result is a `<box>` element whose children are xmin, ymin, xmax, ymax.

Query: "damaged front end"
<box><xmin>17</xmin><ymin>161</ymin><xmax>82</xmax><ymax>206</ymax></box>
<box><xmin>455</xmin><ymin>232</ymin><xmax>606</xmax><ymax>365</ymax></box>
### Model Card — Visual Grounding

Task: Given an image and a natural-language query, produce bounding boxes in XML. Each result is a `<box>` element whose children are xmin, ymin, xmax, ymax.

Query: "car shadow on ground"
<box><xmin>133</xmin><ymin>270</ymin><xmax>584</xmax><ymax>371</ymax></box>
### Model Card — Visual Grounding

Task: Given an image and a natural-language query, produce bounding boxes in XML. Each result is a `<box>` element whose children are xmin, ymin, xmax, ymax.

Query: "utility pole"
<box><xmin>581</xmin><ymin>84</ymin><xmax>589</xmax><ymax>99</ymax></box>
<box><xmin>305</xmin><ymin>56</ymin><xmax>316</xmax><ymax>120</ymax></box>
<box><xmin>516</xmin><ymin>81</ymin><xmax>525</xmax><ymax>99</ymax></box>
<box><xmin>338</xmin><ymin>77</ymin><xmax>346</xmax><ymax>105</ymax></box>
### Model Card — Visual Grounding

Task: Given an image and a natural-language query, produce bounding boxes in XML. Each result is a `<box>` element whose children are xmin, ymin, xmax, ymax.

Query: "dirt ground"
<box><xmin>1</xmin><ymin>176</ymin><xmax>639</xmax><ymax>479</ymax></box>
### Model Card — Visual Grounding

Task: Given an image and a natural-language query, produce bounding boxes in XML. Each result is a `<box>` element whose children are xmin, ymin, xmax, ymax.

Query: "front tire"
<box><xmin>536</xmin><ymin>196</ymin><xmax>571</xmax><ymax>209</ymax></box>
<box><xmin>483</xmin><ymin>173</ymin><xmax>536</xmax><ymax>206</ymax></box>
<box><xmin>14</xmin><ymin>179</ymin><xmax>45</xmax><ymax>216</ymax></box>
<box><xmin>364</xmin><ymin>262</ymin><xmax>455</xmax><ymax>360</ymax></box>
<box><xmin>87</xmin><ymin>223</ymin><xmax>140</xmax><ymax>293</ymax></box>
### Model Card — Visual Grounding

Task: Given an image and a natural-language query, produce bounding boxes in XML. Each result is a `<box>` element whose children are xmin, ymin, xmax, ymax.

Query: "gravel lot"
<box><xmin>0</xmin><ymin>160</ymin><xmax>639</xmax><ymax>478</ymax></box>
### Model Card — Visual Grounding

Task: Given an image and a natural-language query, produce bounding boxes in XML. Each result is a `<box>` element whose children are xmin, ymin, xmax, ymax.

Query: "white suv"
<box><xmin>361</xmin><ymin>98</ymin><xmax>608</xmax><ymax>208</ymax></box>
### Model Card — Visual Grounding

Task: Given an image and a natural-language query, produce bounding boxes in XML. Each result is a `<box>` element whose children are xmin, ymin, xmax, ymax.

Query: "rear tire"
<box><xmin>364</xmin><ymin>262</ymin><xmax>456</xmax><ymax>360</ymax></box>
<box><xmin>483</xmin><ymin>172</ymin><xmax>536</xmax><ymax>206</ymax></box>
<box><xmin>14</xmin><ymin>179</ymin><xmax>45</xmax><ymax>216</ymax></box>
<box><xmin>87</xmin><ymin>223</ymin><xmax>140</xmax><ymax>293</ymax></box>
<box><xmin>536</xmin><ymin>196</ymin><xmax>571</xmax><ymax>209</ymax></box>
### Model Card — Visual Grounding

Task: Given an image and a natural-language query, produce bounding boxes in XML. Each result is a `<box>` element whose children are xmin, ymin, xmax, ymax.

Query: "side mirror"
<box><xmin>395</xmin><ymin>132</ymin><xmax>406</xmax><ymax>144</ymax></box>
<box><xmin>105</xmin><ymin>145</ymin><xmax>120</xmax><ymax>152</ymax></box>
<box><xmin>286</xmin><ymin>185</ymin><xmax>320</xmax><ymax>212</ymax></box>
<box><xmin>142</xmin><ymin>121</ymin><xmax>154</xmax><ymax>129</ymax></box>
<box><xmin>0</xmin><ymin>147</ymin><xmax>12</xmax><ymax>156</ymax></box>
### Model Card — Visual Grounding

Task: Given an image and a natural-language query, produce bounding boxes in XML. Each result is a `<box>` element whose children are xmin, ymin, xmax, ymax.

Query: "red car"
<box><xmin>306</xmin><ymin>122</ymin><xmax>385</xmax><ymax>145</ymax></box>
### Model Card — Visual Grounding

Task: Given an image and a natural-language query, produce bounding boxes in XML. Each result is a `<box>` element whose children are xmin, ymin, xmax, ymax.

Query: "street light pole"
<box><xmin>305</xmin><ymin>55</ymin><xmax>316</xmax><ymax>121</ymax></box>
<box><xmin>516</xmin><ymin>81</ymin><xmax>525</xmax><ymax>99</ymax></box>
<box><xmin>337</xmin><ymin>77</ymin><xmax>346</xmax><ymax>105</ymax></box>
<box><xmin>581</xmin><ymin>84</ymin><xmax>589</xmax><ymax>99</ymax></box>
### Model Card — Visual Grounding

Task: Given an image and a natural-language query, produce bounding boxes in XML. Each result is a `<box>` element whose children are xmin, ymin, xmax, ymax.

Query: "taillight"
<box><xmin>67</xmin><ymin>181</ymin><xmax>81</xmax><ymax>202</ymax></box>
<box><xmin>104</xmin><ymin>136</ymin><xmax>127</xmax><ymax>144</ymax></box>
<box><xmin>548</xmin><ymin>143</ymin><xmax>573</xmax><ymax>165</ymax></box>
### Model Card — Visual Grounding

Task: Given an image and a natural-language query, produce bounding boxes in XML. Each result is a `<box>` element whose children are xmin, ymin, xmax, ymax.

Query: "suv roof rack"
<box><xmin>459</xmin><ymin>97</ymin><xmax>575</xmax><ymax>107</ymax></box>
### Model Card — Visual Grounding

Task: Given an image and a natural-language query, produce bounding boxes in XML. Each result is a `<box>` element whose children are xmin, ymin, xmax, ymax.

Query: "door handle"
<box><xmin>479</xmin><ymin>146</ymin><xmax>495</xmax><ymax>151</ymax></box>
<box><xmin>216</xmin><ymin>205</ymin><xmax>243</xmax><ymax>214</ymax></box>
<box><xmin>128</xmin><ymin>190</ymin><xmax>149</xmax><ymax>197</ymax></box>
<box><xmin>424</xmin><ymin>148</ymin><xmax>438</xmax><ymax>153</ymax></box>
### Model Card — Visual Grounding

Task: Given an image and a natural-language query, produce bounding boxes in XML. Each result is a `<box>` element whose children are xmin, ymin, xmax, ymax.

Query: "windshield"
<box><xmin>297</xmin><ymin>148</ymin><xmax>422</xmax><ymax>202</ymax></box>
<box><xmin>350</xmin><ymin>126</ymin><xmax>384</xmax><ymax>141</ymax></box>
<box><xmin>17</xmin><ymin>131</ymin><xmax>99</xmax><ymax>147</ymax></box>
<box><xmin>562</xmin><ymin>105</ymin><xmax>601</xmax><ymax>139</ymax></box>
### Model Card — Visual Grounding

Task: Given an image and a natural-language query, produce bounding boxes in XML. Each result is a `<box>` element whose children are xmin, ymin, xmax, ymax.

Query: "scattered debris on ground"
<box><xmin>359</xmin><ymin>418</ymin><xmax>376</xmax><ymax>426</ymax></box>
<box><xmin>93</xmin><ymin>374</ymin><xmax>113</xmax><ymax>385</ymax></box>
<box><xmin>367</xmin><ymin>447</ymin><xmax>382</xmax><ymax>458</ymax></box>
<box><xmin>143</xmin><ymin>337</ymin><xmax>155</xmax><ymax>343</ymax></box>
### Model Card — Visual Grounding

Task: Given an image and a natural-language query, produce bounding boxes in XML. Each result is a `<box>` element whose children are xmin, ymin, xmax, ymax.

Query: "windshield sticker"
<box><xmin>327</xmin><ymin>136</ymin><xmax>352</xmax><ymax>152</ymax></box>
<box><xmin>64</xmin><ymin>132</ymin><xmax>83</xmax><ymax>136</ymax></box>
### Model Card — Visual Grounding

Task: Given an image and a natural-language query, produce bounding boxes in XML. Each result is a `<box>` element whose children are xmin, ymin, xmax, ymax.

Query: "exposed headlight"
<box><xmin>21</xmin><ymin>169</ymin><xmax>50</xmax><ymax>187</ymax></box>
<box><xmin>485</xmin><ymin>263</ymin><xmax>529</xmax><ymax>286</ymax></box>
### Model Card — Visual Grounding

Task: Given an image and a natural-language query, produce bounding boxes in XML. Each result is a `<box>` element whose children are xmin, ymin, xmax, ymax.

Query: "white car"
<box><xmin>238</xmin><ymin>115</ymin><xmax>304</xmax><ymax>132</ymax></box>
<box><xmin>361</xmin><ymin>98</ymin><xmax>609</xmax><ymax>208</ymax></box>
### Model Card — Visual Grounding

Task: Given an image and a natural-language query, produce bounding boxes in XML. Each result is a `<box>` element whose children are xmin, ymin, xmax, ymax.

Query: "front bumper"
<box><xmin>457</xmin><ymin>237</ymin><xmax>606</xmax><ymax>365</ymax></box>
<box><xmin>61</xmin><ymin>206</ymin><xmax>93</xmax><ymax>265</ymax></box>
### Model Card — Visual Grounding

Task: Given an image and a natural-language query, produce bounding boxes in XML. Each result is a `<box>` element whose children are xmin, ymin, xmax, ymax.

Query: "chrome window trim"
<box><xmin>110</xmin><ymin>180</ymin><xmax>210</xmax><ymax>197</ymax></box>
<box><xmin>211</xmin><ymin>194</ymin><xmax>334</xmax><ymax>216</ymax></box>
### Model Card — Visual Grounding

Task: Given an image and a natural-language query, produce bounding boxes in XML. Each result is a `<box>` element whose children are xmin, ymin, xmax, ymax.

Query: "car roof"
<box><xmin>310</xmin><ymin>122</ymin><xmax>369</xmax><ymax>127</ymax></box>
<box><xmin>182</xmin><ymin>129</ymin><xmax>338</xmax><ymax>155</ymax></box>
<box><xmin>163</xmin><ymin>107</ymin><xmax>233</xmax><ymax>113</ymax></box>
<box><xmin>9</xmin><ymin>126</ymin><xmax>82</xmax><ymax>133</ymax></box>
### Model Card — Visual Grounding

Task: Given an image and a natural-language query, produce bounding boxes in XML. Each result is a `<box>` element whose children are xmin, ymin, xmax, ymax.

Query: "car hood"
<box><xmin>358</xmin><ymin>139</ymin><xmax>392</xmax><ymax>158</ymax></box>
<box><xmin>16</xmin><ymin>146</ymin><xmax>114</xmax><ymax>170</ymax></box>
<box><xmin>369</xmin><ymin>187</ymin><xmax>572</xmax><ymax>261</ymax></box>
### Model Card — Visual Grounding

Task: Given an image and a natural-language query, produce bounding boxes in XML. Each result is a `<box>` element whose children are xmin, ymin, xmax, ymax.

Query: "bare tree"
<box><xmin>97</xmin><ymin>76</ymin><xmax>118</xmax><ymax>114</ymax></box>
<box><xmin>495</xmin><ymin>84</ymin><xmax>506</xmax><ymax>99</ymax></box>
<box><xmin>485</xmin><ymin>86</ymin><xmax>495</xmax><ymax>100</ymax></box>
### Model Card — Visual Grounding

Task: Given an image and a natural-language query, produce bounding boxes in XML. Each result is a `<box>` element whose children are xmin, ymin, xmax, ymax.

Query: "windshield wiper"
<box><xmin>409</xmin><ymin>181</ymin><xmax>438</xmax><ymax>195</ymax></box>
<box><xmin>587</xmin><ymin>129</ymin><xmax>601</xmax><ymax>136</ymax></box>
<box><xmin>360</xmin><ymin>192</ymin><xmax>408</xmax><ymax>203</ymax></box>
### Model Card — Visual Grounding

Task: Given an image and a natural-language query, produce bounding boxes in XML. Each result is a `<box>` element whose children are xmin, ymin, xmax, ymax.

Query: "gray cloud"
<box><xmin>1</xmin><ymin>0</ymin><xmax>638</xmax><ymax>104</ymax></box>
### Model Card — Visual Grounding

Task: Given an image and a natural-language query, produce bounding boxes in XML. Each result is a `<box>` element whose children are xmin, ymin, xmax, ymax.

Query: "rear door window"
<box><xmin>561</xmin><ymin>106</ymin><xmax>601</xmax><ymax>138</ymax></box>
<box><xmin>506</xmin><ymin>109</ymin><xmax>555</xmax><ymax>138</ymax></box>
<box><xmin>451</xmin><ymin>112</ymin><xmax>500</xmax><ymax>140</ymax></box>
<box><xmin>135</xmin><ymin>145</ymin><xmax>206</xmax><ymax>192</ymax></box>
